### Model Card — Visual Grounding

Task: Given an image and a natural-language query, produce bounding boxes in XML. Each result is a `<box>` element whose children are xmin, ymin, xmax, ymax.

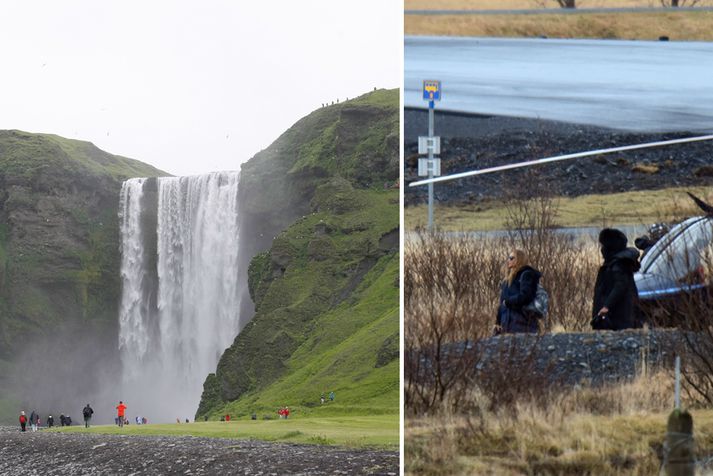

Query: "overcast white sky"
<box><xmin>0</xmin><ymin>1</ymin><xmax>402</xmax><ymax>176</ymax></box>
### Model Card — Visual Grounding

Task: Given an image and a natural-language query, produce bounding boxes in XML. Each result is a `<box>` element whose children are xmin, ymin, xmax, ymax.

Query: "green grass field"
<box><xmin>53</xmin><ymin>415</ymin><xmax>399</xmax><ymax>449</ymax></box>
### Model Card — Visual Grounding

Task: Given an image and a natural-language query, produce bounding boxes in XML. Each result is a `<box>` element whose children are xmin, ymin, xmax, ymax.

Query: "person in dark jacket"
<box><xmin>83</xmin><ymin>404</ymin><xmax>94</xmax><ymax>428</ymax></box>
<box><xmin>495</xmin><ymin>249</ymin><xmax>542</xmax><ymax>334</ymax></box>
<box><xmin>592</xmin><ymin>228</ymin><xmax>641</xmax><ymax>330</ymax></box>
<box><xmin>47</xmin><ymin>415</ymin><xmax>54</xmax><ymax>428</ymax></box>
<box><xmin>29</xmin><ymin>410</ymin><xmax>39</xmax><ymax>432</ymax></box>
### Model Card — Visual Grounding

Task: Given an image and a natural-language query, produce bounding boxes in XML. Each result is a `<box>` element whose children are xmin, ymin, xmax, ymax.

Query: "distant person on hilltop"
<box><xmin>83</xmin><ymin>404</ymin><xmax>94</xmax><ymax>428</ymax></box>
<box><xmin>19</xmin><ymin>411</ymin><xmax>27</xmax><ymax>432</ymax></box>
<box><xmin>329</xmin><ymin>391</ymin><xmax>335</xmax><ymax>402</ymax></box>
<box><xmin>591</xmin><ymin>228</ymin><xmax>641</xmax><ymax>331</ymax></box>
<box><xmin>47</xmin><ymin>415</ymin><xmax>54</xmax><ymax>428</ymax></box>
<box><xmin>60</xmin><ymin>414</ymin><xmax>66</xmax><ymax>427</ymax></box>
<box><xmin>495</xmin><ymin>249</ymin><xmax>542</xmax><ymax>334</ymax></box>
<box><xmin>116</xmin><ymin>401</ymin><xmax>127</xmax><ymax>428</ymax></box>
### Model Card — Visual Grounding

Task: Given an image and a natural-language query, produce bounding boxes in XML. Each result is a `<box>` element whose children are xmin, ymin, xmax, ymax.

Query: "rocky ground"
<box><xmin>435</xmin><ymin>328</ymin><xmax>690</xmax><ymax>387</ymax></box>
<box><xmin>476</xmin><ymin>328</ymin><xmax>684</xmax><ymax>386</ymax></box>
<box><xmin>404</xmin><ymin>109</ymin><xmax>713</xmax><ymax>205</ymax></box>
<box><xmin>0</xmin><ymin>428</ymin><xmax>399</xmax><ymax>476</ymax></box>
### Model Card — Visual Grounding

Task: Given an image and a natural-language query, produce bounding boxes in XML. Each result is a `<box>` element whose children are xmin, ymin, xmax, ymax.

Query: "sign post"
<box><xmin>422</xmin><ymin>80</ymin><xmax>441</xmax><ymax>230</ymax></box>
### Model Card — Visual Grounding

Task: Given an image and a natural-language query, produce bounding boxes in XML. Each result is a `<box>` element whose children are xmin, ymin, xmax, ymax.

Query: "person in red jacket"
<box><xmin>19</xmin><ymin>411</ymin><xmax>27</xmax><ymax>432</ymax></box>
<box><xmin>116</xmin><ymin>401</ymin><xmax>127</xmax><ymax>428</ymax></box>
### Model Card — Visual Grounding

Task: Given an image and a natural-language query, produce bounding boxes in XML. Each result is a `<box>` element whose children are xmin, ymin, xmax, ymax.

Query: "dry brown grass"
<box><xmin>632</xmin><ymin>163</ymin><xmax>661</xmax><ymax>174</ymax></box>
<box><xmin>405</xmin><ymin>0</ymin><xmax>713</xmax><ymax>10</ymax></box>
<box><xmin>405</xmin><ymin>11</ymin><xmax>713</xmax><ymax>40</ymax></box>
<box><xmin>405</xmin><ymin>187</ymin><xmax>713</xmax><ymax>231</ymax></box>
<box><xmin>405</xmin><ymin>371</ymin><xmax>713</xmax><ymax>475</ymax></box>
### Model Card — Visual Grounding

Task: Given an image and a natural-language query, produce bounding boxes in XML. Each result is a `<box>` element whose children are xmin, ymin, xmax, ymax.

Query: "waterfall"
<box><xmin>118</xmin><ymin>172</ymin><xmax>241</xmax><ymax>422</ymax></box>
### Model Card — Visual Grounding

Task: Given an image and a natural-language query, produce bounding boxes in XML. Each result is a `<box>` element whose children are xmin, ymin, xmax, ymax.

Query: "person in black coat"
<box><xmin>592</xmin><ymin>228</ymin><xmax>641</xmax><ymax>330</ymax></box>
<box><xmin>83</xmin><ymin>404</ymin><xmax>94</xmax><ymax>428</ymax></box>
<box><xmin>495</xmin><ymin>249</ymin><xmax>542</xmax><ymax>334</ymax></box>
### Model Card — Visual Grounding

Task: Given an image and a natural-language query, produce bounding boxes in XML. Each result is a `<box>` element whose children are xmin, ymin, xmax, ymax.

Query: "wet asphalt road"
<box><xmin>405</xmin><ymin>37</ymin><xmax>713</xmax><ymax>132</ymax></box>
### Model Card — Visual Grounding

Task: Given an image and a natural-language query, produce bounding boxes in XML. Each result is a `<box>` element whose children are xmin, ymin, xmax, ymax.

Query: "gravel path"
<box><xmin>472</xmin><ymin>328</ymin><xmax>683</xmax><ymax>386</ymax></box>
<box><xmin>0</xmin><ymin>427</ymin><xmax>399</xmax><ymax>475</ymax></box>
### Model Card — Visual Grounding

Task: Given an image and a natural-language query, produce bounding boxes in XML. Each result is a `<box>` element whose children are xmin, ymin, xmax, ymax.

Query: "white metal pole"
<box><xmin>427</xmin><ymin>104</ymin><xmax>435</xmax><ymax>230</ymax></box>
<box><xmin>675</xmin><ymin>355</ymin><xmax>681</xmax><ymax>410</ymax></box>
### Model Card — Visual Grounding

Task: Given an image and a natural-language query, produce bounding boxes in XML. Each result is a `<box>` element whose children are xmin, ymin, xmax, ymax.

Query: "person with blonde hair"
<box><xmin>495</xmin><ymin>249</ymin><xmax>542</xmax><ymax>334</ymax></box>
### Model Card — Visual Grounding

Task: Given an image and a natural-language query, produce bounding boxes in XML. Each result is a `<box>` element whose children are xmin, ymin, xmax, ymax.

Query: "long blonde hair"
<box><xmin>506</xmin><ymin>249</ymin><xmax>529</xmax><ymax>285</ymax></box>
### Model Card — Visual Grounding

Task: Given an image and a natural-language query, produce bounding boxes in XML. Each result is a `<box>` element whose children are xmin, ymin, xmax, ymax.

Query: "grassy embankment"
<box><xmin>54</xmin><ymin>415</ymin><xmax>398</xmax><ymax>449</ymax></box>
<box><xmin>407</xmin><ymin>370</ymin><xmax>713</xmax><ymax>472</ymax></box>
<box><xmin>405</xmin><ymin>0</ymin><xmax>713</xmax><ymax>41</ymax></box>
<box><xmin>407</xmin><ymin>405</ymin><xmax>713</xmax><ymax>474</ymax></box>
<box><xmin>204</xmin><ymin>188</ymin><xmax>400</xmax><ymax>419</ymax></box>
<box><xmin>405</xmin><ymin>186</ymin><xmax>713</xmax><ymax>231</ymax></box>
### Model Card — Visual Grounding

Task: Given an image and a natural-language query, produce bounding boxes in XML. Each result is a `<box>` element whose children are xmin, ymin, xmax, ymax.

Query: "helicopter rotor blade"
<box><xmin>687</xmin><ymin>192</ymin><xmax>713</xmax><ymax>216</ymax></box>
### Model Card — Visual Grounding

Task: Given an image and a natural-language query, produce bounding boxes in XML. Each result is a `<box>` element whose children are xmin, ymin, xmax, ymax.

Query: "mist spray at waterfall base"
<box><xmin>118</xmin><ymin>172</ymin><xmax>242</xmax><ymax>422</ymax></box>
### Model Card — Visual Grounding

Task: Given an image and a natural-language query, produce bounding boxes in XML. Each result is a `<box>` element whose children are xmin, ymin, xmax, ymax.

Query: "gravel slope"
<box><xmin>404</xmin><ymin>109</ymin><xmax>713</xmax><ymax>205</ymax></box>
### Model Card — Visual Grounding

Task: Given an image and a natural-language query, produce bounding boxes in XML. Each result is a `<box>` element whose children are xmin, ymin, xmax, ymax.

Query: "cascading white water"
<box><xmin>118</xmin><ymin>172</ymin><xmax>241</xmax><ymax>422</ymax></box>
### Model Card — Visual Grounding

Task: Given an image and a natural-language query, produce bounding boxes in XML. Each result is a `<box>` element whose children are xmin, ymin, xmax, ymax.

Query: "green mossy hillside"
<box><xmin>197</xmin><ymin>186</ymin><xmax>399</xmax><ymax>418</ymax></box>
<box><xmin>196</xmin><ymin>89</ymin><xmax>400</xmax><ymax>420</ymax></box>
<box><xmin>0</xmin><ymin>130</ymin><xmax>164</xmax><ymax>184</ymax></box>
<box><xmin>0</xmin><ymin>130</ymin><xmax>167</xmax><ymax>423</ymax></box>
<box><xmin>237</xmin><ymin>89</ymin><xmax>398</xmax><ymax>237</ymax></box>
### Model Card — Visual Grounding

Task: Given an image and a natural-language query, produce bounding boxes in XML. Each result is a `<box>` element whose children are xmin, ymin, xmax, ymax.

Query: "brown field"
<box><xmin>405</xmin><ymin>186</ymin><xmax>713</xmax><ymax>231</ymax></box>
<box><xmin>406</xmin><ymin>0</ymin><xmax>713</xmax><ymax>10</ymax></box>
<box><xmin>406</xmin><ymin>11</ymin><xmax>713</xmax><ymax>40</ymax></box>
<box><xmin>406</xmin><ymin>377</ymin><xmax>713</xmax><ymax>475</ymax></box>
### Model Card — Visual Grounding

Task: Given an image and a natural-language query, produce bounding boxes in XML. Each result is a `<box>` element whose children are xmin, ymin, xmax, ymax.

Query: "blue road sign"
<box><xmin>422</xmin><ymin>80</ymin><xmax>441</xmax><ymax>102</ymax></box>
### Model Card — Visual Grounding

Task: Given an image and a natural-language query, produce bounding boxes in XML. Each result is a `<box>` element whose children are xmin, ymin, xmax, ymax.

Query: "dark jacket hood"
<box><xmin>611</xmin><ymin>247</ymin><xmax>641</xmax><ymax>272</ymax></box>
<box><xmin>600</xmin><ymin>228</ymin><xmax>628</xmax><ymax>262</ymax></box>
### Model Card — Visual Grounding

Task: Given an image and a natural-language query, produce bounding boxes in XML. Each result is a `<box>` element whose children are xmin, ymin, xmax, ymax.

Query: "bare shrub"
<box><xmin>404</xmin><ymin>230</ymin><xmax>500</xmax><ymax>414</ymax></box>
<box><xmin>405</xmin><ymin>175</ymin><xmax>604</xmax><ymax>415</ymax></box>
<box><xmin>405</xmin><ymin>229</ymin><xmax>601</xmax><ymax>415</ymax></box>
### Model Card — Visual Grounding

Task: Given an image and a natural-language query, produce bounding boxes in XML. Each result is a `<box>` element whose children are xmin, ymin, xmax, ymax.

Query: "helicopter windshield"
<box><xmin>642</xmin><ymin>217</ymin><xmax>713</xmax><ymax>283</ymax></box>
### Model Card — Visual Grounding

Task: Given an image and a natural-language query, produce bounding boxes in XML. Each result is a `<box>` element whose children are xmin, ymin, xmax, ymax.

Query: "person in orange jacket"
<box><xmin>116</xmin><ymin>401</ymin><xmax>127</xmax><ymax>427</ymax></box>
